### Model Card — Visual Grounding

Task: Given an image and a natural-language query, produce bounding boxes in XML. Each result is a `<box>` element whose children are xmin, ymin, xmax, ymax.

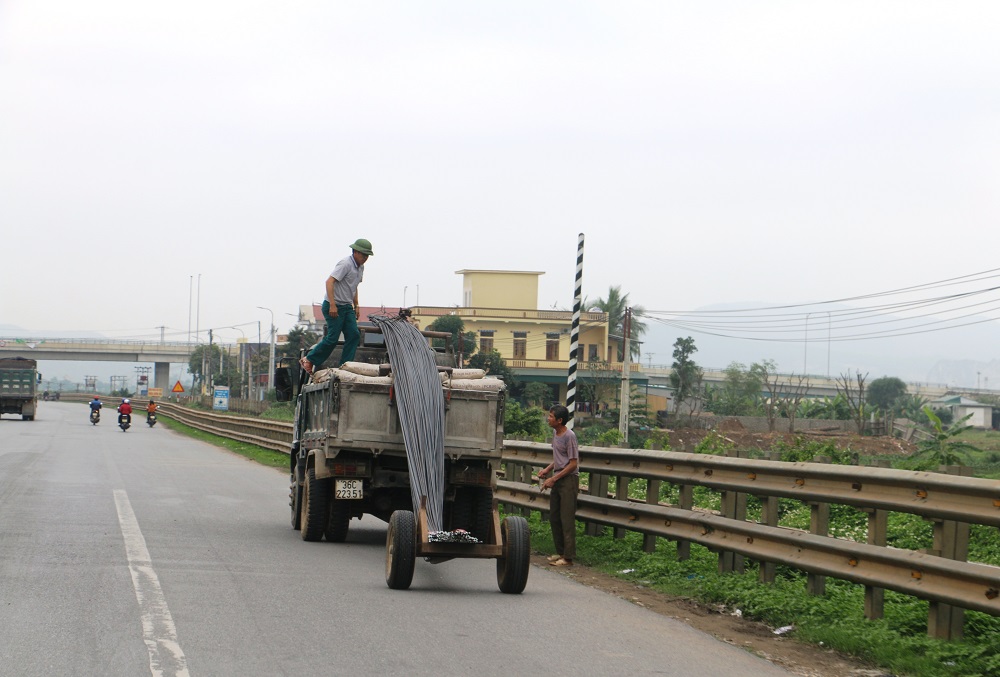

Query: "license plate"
<box><xmin>335</xmin><ymin>479</ymin><xmax>363</xmax><ymax>500</ymax></box>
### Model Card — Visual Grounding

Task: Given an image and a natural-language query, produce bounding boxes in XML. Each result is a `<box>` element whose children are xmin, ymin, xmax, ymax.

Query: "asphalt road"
<box><xmin>0</xmin><ymin>403</ymin><xmax>793</xmax><ymax>677</ymax></box>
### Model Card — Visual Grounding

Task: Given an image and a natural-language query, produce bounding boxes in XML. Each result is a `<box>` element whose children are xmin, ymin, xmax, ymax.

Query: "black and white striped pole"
<box><xmin>566</xmin><ymin>233</ymin><xmax>584</xmax><ymax>429</ymax></box>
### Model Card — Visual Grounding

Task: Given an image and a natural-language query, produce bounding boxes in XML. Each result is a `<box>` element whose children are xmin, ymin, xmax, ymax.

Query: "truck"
<box><xmin>0</xmin><ymin>357</ymin><xmax>40</xmax><ymax>421</ymax></box>
<box><xmin>285</xmin><ymin>319</ymin><xmax>530</xmax><ymax>593</ymax></box>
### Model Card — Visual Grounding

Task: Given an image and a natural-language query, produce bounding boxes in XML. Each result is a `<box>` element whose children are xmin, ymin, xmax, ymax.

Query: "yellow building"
<box><xmin>411</xmin><ymin>270</ymin><xmax>644</xmax><ymax>406</ymax></box>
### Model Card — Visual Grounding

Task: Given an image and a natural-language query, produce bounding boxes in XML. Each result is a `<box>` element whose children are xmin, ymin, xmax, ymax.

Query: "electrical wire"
<box><xmin>641</xmin><ymin>267</ymin><xmax>1000</xmax><ymax>344</ymax></box>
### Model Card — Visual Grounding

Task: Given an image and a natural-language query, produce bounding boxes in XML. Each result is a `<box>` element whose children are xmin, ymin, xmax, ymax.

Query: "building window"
<box><xmin>479</xmin><ymin>330</ymin><xmax>494</xmax><ymax>353</ymax></box>
<box><xmin>546</xmin><ymin>333</ymin><xmax>560</xmax><ymax>361</ymax></box>
<box><xmin>588</xmin><ymin>344</ymin><xmax>599</xmax><ymax>361</ymax></box>
<box><xmin>513</xmin><ymin>332</ymin><xmax>527</xmax><ymax>359</ymax></box>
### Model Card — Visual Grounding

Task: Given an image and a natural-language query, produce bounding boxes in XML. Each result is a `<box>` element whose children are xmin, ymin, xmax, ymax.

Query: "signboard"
<box><xmin>213</xmin><ymin>386</ymin><xmax>230</xmax><ymax>411</ymax></box>
<box><xmin>148</xmin><ymin>388</ymin><xmax>163</xmax><ymax>398</ymax></box>
<box><xmin>171</xmin><ymin>381</ymin><xmax>185</xmax><ymax>394</ymax></box>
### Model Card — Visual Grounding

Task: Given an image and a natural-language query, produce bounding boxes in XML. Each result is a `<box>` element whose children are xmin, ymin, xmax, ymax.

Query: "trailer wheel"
<box><xmin>385</xmin><ymin>510</ymin><xmax>416</xmax><ymax>590</ymax></box>
<box><xmin>496</xmin><ymin>516</ymin><xmax>530</xmax><ymax>594</ymax></box>
<box><xmin>289</xmin><ymin>472</ymin><xmax>303</xmax><ymax>531</ymax></box>
<box><xmin>325</xmin><ymin>499</ymin><xmax>351</xmax><ymax>543</ymax></box>
<box><xmin>300</xmin><ymin>468</ymin><xmax>331</xmax><ymax>542</ymax></box>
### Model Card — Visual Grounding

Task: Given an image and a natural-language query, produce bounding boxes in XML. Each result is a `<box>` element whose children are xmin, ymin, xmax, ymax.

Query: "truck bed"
<box><xmin>297</xmin><ymin>376</ymin><xmax>505</xmax><ymax>459</ymax></box>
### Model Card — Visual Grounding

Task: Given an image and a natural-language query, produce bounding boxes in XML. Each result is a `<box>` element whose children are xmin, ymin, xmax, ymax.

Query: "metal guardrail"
<box><xmin>500</xmin><ymin>441</ymin><xmax>1000</xmax><ymax>639</ymax></box>
<box><xmin>496</xmin><ymin>482</ymin><xmax>1000</xmax><ymax>616</ymax></box>
<box><xmin>150</xmin><ymin>404</ymin><xmax>1000</xmax><ymax>637</ymax></box>
<box><xmin>157</xmin><ymin>403</ymin><xmax>292</xmax><ymax>453</ymax></box>
<box><xmin>503</xmin><ymin>441</ymin><xmax>1000</xmax><ymax>527</ymax></box>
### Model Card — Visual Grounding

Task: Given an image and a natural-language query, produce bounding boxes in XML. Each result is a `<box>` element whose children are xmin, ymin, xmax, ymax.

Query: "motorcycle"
<box><xmin>90</xmin><ymin>409</ymin><xmax>100</xmax><ymax>425</ymax></box>
<box><xmin>118</xmin><ymin>414</ymin><xmax>131</xmax><ymax>432</ymax></box>
<box><xmin>147</xmin><ymin>412</ymin><xmax>157</xmax><ymax>427</ymax></box>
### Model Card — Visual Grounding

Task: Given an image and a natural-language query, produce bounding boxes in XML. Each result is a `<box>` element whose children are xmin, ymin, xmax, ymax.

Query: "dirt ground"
<box><xmin>667</xmin><ymin>419</ymin><xmax>918</xmax><ymax>457</ymax></box>
<box><xmin>536</xmin><ymin>425</ymin><xmax>908</xmax><ymax>676</ymax></box>
<box><xmin>532</xmin><ymin>554</ymin><xmax>890</xmax><ymax>677</ymax></box>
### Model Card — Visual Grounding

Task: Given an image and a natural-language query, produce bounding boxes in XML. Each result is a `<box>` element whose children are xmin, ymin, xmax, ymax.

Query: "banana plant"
<box><xmin>915</xmin><ymin>406</ymin><xmax>980</xmax><ymax>466</ymax></box>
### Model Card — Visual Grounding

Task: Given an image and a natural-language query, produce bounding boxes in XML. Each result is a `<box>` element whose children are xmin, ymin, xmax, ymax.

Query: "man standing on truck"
<box><xmin>537</xmin><ymin>404</ymin><xmax>579</xmax><ymax>567</ymax></box>
<box><xmin>299</xmin><ymin>238</ymin><xmax>373</xmax><ymax>375</ymax></box>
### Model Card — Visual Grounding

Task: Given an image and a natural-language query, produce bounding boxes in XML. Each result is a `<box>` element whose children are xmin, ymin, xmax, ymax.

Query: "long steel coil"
<box><xmin>371</xmin><ymin>315</ymin><xmax>447</xmax><ymax>531</ymax></box>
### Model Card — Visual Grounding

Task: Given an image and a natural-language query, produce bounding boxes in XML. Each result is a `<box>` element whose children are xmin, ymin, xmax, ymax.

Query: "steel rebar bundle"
<box><xmin>371</xmin><ymin>315</ymin><xmax>447</xmax><ymax>531</ymax></box>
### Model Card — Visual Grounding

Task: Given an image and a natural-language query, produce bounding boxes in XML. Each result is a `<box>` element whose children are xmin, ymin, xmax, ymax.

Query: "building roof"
<box><xmin>454</xmin><ymin>269</ymin><xmax>544</xmax><ymax>276</ymax></box>
<box><xmin>932</xmin><ymin>395</ymin><xmax>989</xmax><ymax>407</ymax></box>
<box><xmin>300</xmin><ymin>303</ymin><xmax>406</xmax><ymax>326</ymax></box>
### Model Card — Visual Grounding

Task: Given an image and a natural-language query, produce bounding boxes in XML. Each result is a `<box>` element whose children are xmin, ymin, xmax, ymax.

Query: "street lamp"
<box><xmin>257</xmin><ymin>306</ymin><xmax>276</xmax><ymax>395</ymax></box>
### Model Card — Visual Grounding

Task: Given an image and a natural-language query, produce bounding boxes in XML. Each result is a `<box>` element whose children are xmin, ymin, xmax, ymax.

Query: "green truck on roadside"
<box><xmin>0</xmin><ymin>357</ymin><xmax>40</xmax><ymax>420</ymax></box>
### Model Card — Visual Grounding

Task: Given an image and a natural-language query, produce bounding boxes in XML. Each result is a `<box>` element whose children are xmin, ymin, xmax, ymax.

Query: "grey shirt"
<box><xmin>330</xmin><ymin>255</ymin><xmax>364</xmax><ymax>306</ymax></box>
<box><xmin>552</xmin><ymin>429</ymin><xmax>580</xmax><ymax>475</ymax></box>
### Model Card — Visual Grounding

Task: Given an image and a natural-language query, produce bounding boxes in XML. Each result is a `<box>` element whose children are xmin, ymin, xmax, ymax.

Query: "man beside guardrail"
<box><xmin>537</xmin><ymin>404</ymin><xmax>580</xmax><ymax>567</ymax></box>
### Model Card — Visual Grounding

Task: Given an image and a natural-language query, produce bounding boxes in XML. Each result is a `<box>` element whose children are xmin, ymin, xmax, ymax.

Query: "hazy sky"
<box><xmin>3</xmin><ymin>2</ymin><xmax>1000</xmax><ymax>381</ymax></box>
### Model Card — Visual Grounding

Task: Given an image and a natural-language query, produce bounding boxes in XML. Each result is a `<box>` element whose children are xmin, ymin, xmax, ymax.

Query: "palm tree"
<box><xmin>589</xmin><ymin>285</ymin><xmax>646</xmax><ymax>361</ymax></box>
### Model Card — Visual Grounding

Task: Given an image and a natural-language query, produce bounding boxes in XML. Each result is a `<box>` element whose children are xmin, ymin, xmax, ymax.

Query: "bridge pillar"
<box><xmin>154</xmin><ymin>362</ymin><xmax>171</xmax><ymax>392</ymax></box>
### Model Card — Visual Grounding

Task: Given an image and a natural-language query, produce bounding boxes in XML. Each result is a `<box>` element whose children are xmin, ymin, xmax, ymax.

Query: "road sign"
<box><xmin>172</xmin><ymin>381</ymin><xmax>185</xmax><ymax>393</ymax></box>
<box><xmin>213</xmin><ymin>386</ymin><xmax>230</xmax><ymax>411</ymax></box>
<box><xmin>148</xmin><ymin>388</ymin><xmax>163</xmax><ymax>398</ymax></box>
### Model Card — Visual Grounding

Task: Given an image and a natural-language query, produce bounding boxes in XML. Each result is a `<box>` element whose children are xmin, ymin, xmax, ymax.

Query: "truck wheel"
<box><xmin>496</xmin><ymin>516</ymin><xmax>530</xmax><ymax>594</ymax></box>
<box><xmin>290</xmin><ymin>472</ymin><xmax>302</xmax><ymax>531</ymax></box>
<box><xmin>325</xmin><ymin>499</ymin><xmax>351</xmax><ymax>543</ymax></box>
<box><xmin>385</xmin><ymin>510</ymin><xmax>416</xmax><ymax>590</ymax></box>
<box><xmin>300</xmin><ymin>468</ymin><xmax>331</xmax><ymax>542</ymax></box>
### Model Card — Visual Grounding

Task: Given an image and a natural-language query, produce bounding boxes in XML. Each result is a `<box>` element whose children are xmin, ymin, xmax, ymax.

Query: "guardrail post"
<box><xmin>927</xmin><ymin>465</ymin><xmax>973</xmax><ymax>641</ymax></box>
<box><xmin>643</xmin><ymin>478</ymin><xmax>662</xmax><ymax>553</ymax></box>
<box><xmin>503</xmin><ymin>457</ymin><xmax>529</xmax><ymax>518</ymax></box>
<box><xmin>718</xmin><ymin>448</ymin><xmax>747</xmax><ymax>574</ymax></box>
<box><xmin>807</xmin><ymin>455</ymin><xmax>831</xmax><ymax>595</ymax></box>
<box><xmin>518</xmin><ymin>463</ymin><xmax>534</xmax><ymax>517</ymax></box>
<box><xmin>863</xmin><ymin>458</ymin><xmax>890</xmax><ymax>620</ymax></box>
<box><xmin>584</xmin><ymin>446</ymin><xmax>609</xmax><ymax>536</ymax></box>
<box><xmin>758</xmin><ymin>450</ymin><xmax>781</xmax><ymax>584</ymax></box>
<box><xmin>614</xmin><ymin>470</ymin><xmax>630</xmax><ymax>539</ymax></box>
<box><xmin>676</xmin><ymin>483</ymin><xmax>693</xmax><ymax>561</ymax></box>
<box><xmin>863</xmin><ymin>506</ymin><xmax>887</xmax><ymax>619</ymax></box>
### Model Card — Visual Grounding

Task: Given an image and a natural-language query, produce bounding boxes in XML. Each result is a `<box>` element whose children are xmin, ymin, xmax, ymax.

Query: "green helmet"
<box><xmin>350</xmin><ymin>238</ymin><xmax>374</xmax><ymax>256</ymax></box>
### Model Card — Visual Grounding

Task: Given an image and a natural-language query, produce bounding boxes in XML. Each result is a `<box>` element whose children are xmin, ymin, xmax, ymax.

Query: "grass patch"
<box><xmin>512</xmin><ymin>511</ymin><xmax>1000</xmax><ymax>677</ymax></box>
<box><xmin>158</xmin><ymin>416</ymin><xmax>289</xmax><ymax>469</ymax></box>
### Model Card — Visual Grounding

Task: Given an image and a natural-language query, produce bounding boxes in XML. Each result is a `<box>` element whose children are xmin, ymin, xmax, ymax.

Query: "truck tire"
<box><xmin>300</xmin><ymin>468</ymin><xmax>331</xmax><ymax>542</ymax></box>
<box><xmin>496</xmin><ymin>516</ymin><xmax>530</xmax><ymax>594</ymax></box>
<box><xmin>385</xmin><ymin>510</ymin><xmax>416</xmax><ymax>590</ymax></box>
<box><xmin>325</xmin><ymin>499</ymin><xmax>351</xmax><ymax>543</ymax></box>
<box><xmin>290</xmin><ymin>472</ymin><xmax>302</xmax><ymax>531</ymax></box>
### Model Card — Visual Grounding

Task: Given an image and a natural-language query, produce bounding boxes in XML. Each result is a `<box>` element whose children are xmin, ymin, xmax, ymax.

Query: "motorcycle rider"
<box><xmin>117</xmin><ymin>398</ymin><xmax>132</xmax><ymax>426</ymax></box>
<box><xmin>89</xmin><ymin>395</ymin><xmax>102</xmax><ymax>420</ymax></box>
<box><xmin>146</xmin><ymin>398</ymin><xmax>158</xmax><ymax>423</ymax></box>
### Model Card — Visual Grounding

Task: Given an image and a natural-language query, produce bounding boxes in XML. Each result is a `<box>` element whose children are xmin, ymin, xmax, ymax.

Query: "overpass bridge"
<box><xmin>0</xmin><ymin>337</ymin><xmax>201</xmax><ymax>392</ymax></box>
<box><xmin>641</xmin><ymin>365</ymin><xmax>956</xmax><ymax>401</ymax></box>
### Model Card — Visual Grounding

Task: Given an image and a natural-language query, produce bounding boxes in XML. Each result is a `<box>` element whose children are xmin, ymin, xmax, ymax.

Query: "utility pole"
<box><xmin>618</xmin><ymin>307</ymin><xmax>632</xmax><ymax>445</ymax></box>
<box><xmin>207</xmin><ymin>329</ymin><xmax>214</xmax><ymax>394</ymax></box>
<box><xmin>257</xmin><ymin>307</ymin><xmax>276</xmax><ymax>395</ymax></box>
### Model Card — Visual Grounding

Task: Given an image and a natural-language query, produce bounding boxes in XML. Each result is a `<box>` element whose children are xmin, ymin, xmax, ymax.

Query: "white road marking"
<box><xmin>114</xmin><ymin>489</ymin><xmax>191</xmax><ymax>677</ymax></box>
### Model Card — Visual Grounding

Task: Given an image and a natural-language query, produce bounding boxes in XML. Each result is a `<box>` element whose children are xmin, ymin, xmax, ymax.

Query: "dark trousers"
<box><xmin>306</xmin><ymin>302</ymin><xmax>360</xmax><ymax>368</ymax></box>
<box><xmin>549</xmin><ymin>474</ymin><xmax>579</xmax><ymax>560</ymax></box>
